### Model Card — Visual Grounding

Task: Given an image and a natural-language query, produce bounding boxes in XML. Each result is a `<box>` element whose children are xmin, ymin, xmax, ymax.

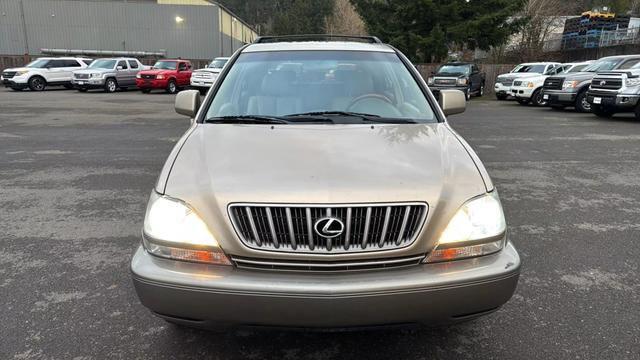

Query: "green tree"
<box><xmin>352</xmin><ymin>0</ymin><xmax>524</xmax><ymax>62</ymax></box>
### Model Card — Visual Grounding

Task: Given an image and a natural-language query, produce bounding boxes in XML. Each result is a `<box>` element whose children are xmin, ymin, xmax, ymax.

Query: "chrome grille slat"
<box><xmin>229</xmin><ymin>203</ymin><xmax>428</xmax><ymax>254</ymax></box>
<box><xmin>232</xmin><ymin>255</ymin><xmax>426</xmax><ymax>272</ymax></box>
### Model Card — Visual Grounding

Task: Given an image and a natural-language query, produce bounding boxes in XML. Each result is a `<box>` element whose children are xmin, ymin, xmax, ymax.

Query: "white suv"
<box><xmin>1</xmin><ymin>57</ymin><xmax>92</xmax><ymax>91</ymax></box>
<box><xmin>494</xmin><ymin>62</ymin><xmax>561</xmax><ymax>100</ymax></box>
<box><xmin>510</xmin><ymin>62</ymin><xmax>593</xmax><ymax>106</ymax></box>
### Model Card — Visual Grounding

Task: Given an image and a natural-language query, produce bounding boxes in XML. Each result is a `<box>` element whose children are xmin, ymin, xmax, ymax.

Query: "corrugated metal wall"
<box><xmin>0</xmin><ymin>0</ymin><xmax>255</xmax><ymax>59</ymax></box>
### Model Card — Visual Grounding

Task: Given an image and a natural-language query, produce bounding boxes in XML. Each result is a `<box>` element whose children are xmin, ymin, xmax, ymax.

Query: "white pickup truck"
<box><xmin>494</xmin><ymin>62</ymin><xmax>561</xmax><ymax>100</ymax></box>
<box><xmin>510</xmin><ymin>62</ymin><xmax>594</xmax><ymax>106</ymax></box>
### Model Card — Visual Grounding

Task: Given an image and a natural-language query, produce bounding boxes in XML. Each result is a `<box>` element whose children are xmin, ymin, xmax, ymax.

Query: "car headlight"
<box><xmin>626</xmin><ymin>77</ymin><xmax>640</xmax><ymax>87</ymax></box>
<box><xmin>457</xmin><ymin>78</ymin><xmax>468</xmax><ymax>86</ymax></box>
<box><xmin>425</xmin><ymin>192</ymin><xmax>506</xmax><ymax>263</ymax></box>
<box><xmin>525</xmin><ymin>82</ymin><xmax>535</xmax><ymax>88</ymax></box>
<box><xmin>142</xmin><ymin>193</ymin><xmax>231</xmax><ymax>265</ymax></box>
<box><xmin>563</xmin><ymin>80</ymin><xmax>580</xmax><ymax>89</ymax></box>
<box><xmin>136</xmin><ymin>73</ymin><xmax>141</xmax><ymax>79</ymax></box>
<box><xmin>427</xmin><ymin>77</ymin><xmax>434</xmax><ymax>85</ymax></box>
<box><xmin>156</xmin><ymin>74</ymin><xmax>165</xmax><ymax>80</ymax></box>
<box><xmin>91</xmin><ymin>73</ymin><xmax>101</xmax><ymax>78</ymax></box>
<box><xmin>16</xmin><ymin>70</ymin><xmax>29</xmax><ymax>76</ymax></box>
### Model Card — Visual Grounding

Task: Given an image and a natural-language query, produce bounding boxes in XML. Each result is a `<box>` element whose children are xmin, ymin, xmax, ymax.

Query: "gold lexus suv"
<box><xmin>131</xmin><ymin>35</ymin><xmax>520</xmax><ymax>330</ymax></box>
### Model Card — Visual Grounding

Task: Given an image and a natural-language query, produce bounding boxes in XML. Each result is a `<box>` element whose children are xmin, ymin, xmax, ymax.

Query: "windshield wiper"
<box><xmin>362</xmin><ymin>118</ymin><xmax>417</xmax><ymax>124</ymax></box>
<box><xmin>285</xmin><ymin>111</ymin><xmax>417</xmax><ymax>124</ymax></box>
<box><xmin>204</xmin><ymin>115</ymin><xmax>289</xmax><ymax>124</ymax></box>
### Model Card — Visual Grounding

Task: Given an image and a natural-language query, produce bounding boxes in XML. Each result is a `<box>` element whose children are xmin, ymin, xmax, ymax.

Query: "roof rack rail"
<box><xmin>254</xmin><ymin>34</ymin><xmax>383</xmax><ymax>44</ymax></box>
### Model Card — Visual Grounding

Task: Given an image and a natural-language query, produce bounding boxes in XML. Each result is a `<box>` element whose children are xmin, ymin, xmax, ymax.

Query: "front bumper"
<box><xmin>494</xmin><ymin>83</ymin><xmax>512</xmax><ymax>97</ymax></box>
<box><xmin>131</xmin><ymin>242</ymin><xmax>521</xmax><ymax>329</ymax></box>
<box><xmin>541</xmin><ymin>89</ymin><xmax>577</xmax><ymax>105</ymax></box>
<box><xmin>190</xmin><ymin>78</ymin><xmax>216</xmax><ymax>88</ymax></box>
<box><xmin>586</xmin><ymin>90</ymin><xmax>640</xmax><ymax>110</ymax></box>
<box><xmin>2</xmin><ymin>76</ymin><xmax>28</xmax><ymax>89</ymax></box>
<box><xmin>511</xmin><ymin>86</ymin><xmax>535</xmax><ymax>99</ymax></box>
<box><xmin>72</xmin><ymin>78</ymin><xmax>105</xmax><ymax>89</ymax></box>
<box><xmin>136</xmin><ymin>78</ymin><xmax>169</xmax><ymax>89</ymax></box>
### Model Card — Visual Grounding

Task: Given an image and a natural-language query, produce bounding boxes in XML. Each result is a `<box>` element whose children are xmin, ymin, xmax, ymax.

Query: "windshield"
<box><xmin>153</xmin><ymin>61</ymin><xmax>177</xmax><ymax>70</ymax></box>
<box><xmin>206</xmin><ymin>51</ymin><xmax>436</xmax><ymax>123</ymax></box>
<box><xmin>512</xmin><ymin>64</ymin><xmax>546</xmax><ymax>73</ymax></box>
<box><xmin>583</xmin><ymin>59</ymin><xmax>621</xmax><ymax>72</ymax></box>
<box><xmin>208</xmin><ymin>59</ymin><xmax>228</xmax><ymax>69</ymax></box>
<box><xmin>436</xmin><ymin>64</ymin><xmax>470</xmax><ymax>75</ymax></box>
<box><xmin>89</xmin><ymin>59</ymin><xmax>116</xmax><ymax>69</ymax></box>
<box><xmin>567</xmin><ymin>64</ymin><xmax>589</xmax><ymax>73</ymax></box>
<box><xmin>26</xmin><ymin>59</ymin><xmax>50</xmax><ymax>68</ymax></box>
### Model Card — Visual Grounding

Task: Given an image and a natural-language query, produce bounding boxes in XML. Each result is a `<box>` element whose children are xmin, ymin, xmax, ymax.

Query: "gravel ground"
<box><xmin>1</xmin><ymin>88</ymin><xmax>639</xmax><ymax>359</ymax></box>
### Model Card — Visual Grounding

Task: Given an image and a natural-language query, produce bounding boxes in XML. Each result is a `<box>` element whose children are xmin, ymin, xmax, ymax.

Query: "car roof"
<box><xmin>601</xmin><ymin>54</ymin><xmax>640</xmax><ymax>60</ymax></box>
<box><xmin>243</xmin><ymin>41</ymin><xmax>395</xmax><ymax>53</ymax></box>
<box><xmin>214</xmin><ymin>57</ymin><xmax>230</xmax><ymax>60</ymax></box>
<box><xmin>519</xmin><ymin>62</ymin><xmax>559</xmax><ymax>65</ymax></box>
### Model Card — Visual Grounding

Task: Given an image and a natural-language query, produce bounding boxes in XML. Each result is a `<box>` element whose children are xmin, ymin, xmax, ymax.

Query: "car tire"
<box><xmin>465</xmin><ymin>87</ymin><xmax>471</xmax><ymax>101</ymax></box>
<box><xmin>575</xmin><ymin>90</ymin><xmax>591</xmax><ymax>113</ymax></box>
<box><xmin>141</xmin><ymin>89</ymin><xmax>151</xmax><ymax>94</ymax></box>
<box><xmin>531</xmin><ymin>89</ymin><xmax>547</xmax><ymax>107</ymax></box>
<box><xmin>104</xmin><ymin>78</ymin><xmax>118</xmax><ymax>93</ymax></box>
<box><xmin>496</xmin><ymin>93</ymin><xmax>507</xmax><ymax>101</ymax></box>
<box><xmin>592</xmin><ymin>105</ymin><xmax>615</xmax><ymax>118</ymax></box>
<box><xmin>28</xmin><ymin>76</ymin><xmax>46</xmax><ymax>91</ymax></box>
<box><xmin>477</xmin><ymin>83</ymin><xmax>485</xmax><ymax>97</ymax></box>
<box><xmin>516</xmin><ymin>98</ymin><xmax>530</xmax><ymax>105</ymax></box>
<box><xmin>166</xmin><ymin>80</ymin><xmax>178</xmax><ymax>94</ymax></box>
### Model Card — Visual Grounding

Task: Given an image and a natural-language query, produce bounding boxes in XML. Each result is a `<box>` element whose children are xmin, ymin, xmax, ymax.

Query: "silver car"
<box><xmin>72</xmin><ymin>57</ymin><xmax>145</xmax><ymax>92</ymax></box>
<box><xmin>131</xmin><ymin>35</ymin><xmax>520</xmax><ymax>330</ymax></box>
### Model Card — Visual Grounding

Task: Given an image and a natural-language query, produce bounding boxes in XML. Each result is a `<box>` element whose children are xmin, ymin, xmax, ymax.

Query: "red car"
<box><xmin>136</xmin><ymin>59</ymin><xmax>192</xmax><ymax>94</ymax></box>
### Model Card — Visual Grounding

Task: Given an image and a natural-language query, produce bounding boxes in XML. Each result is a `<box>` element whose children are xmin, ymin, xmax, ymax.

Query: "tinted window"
<box><xmin>128</xmin><ymin>60</ymin><xmax>139</xmax><ymax>69</ymax></box>
<box><xmin>117</xmin><ymin>60</ymin><xmax>128</xmax><ymax>69</ymax></box>
<box><xmin>178</xmin><ymin>62</ymin><xmax>188</xmax><ymax>71</ymax></box>
<box><xmin>64</xmin><ymin>60</ymin><xmax>81</xmax><ymax>67</ymax></box>
<box><xmin>618</xmin><ymin>59</ymin><xmax>640</xmax><ymax>70</ymax></box>
<box><xmin>206</xmin><ymin>51</ymin><xmax>436</xmax><ymax>123</ymax></box>
<box><xmin>49</xmin><ymin>60</ymin><xmax>67</xmax><ymax>68</ymax></box>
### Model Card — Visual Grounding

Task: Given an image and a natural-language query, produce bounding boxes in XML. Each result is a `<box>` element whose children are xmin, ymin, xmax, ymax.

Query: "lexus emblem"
<box><xmin>600</xmin><ymin>80</ymin><xmax>607</xmax><ymax>86</ymax></box>
<box><xmin>314</xmin><ymin>217</ymin><xmax>345</xmax><ymax>238</ymax></box>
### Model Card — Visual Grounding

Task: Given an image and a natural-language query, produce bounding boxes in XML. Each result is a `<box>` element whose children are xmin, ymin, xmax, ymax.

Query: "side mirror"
<box><xmin>116</xmin><ymin>66</ymin><xmax>123</xmax><ymax>71</ymax></box>
<box><xmin>438</xmin><ymin>89</ymin><xmax>466</xmax><ymax>116</ymax></box>
<box><xmin>175</xmin><ymin>90</ymin><xmax>201</xmax><ymax>117</ymax></box>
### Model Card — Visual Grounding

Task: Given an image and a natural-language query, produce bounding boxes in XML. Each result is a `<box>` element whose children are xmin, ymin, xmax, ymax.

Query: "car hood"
<box><xmin>73</xmin><ymin>68</ymin><xmax>111</xmax><ymax>74</ymax></box>
<box><xmin>499</xmin><ymin>72</ymin><xmax>542</xmax><ymax>80</ymax></box>
<box><xmin>193</xmin><ymin>68</ymin><xmax>222</xmax><ymax>74</ymax></box>
<box><xmin>139</xmin><ymin>69</ymin><xmax>174</xmax><ymax>75</ymax></box>
<box><xmin>434</xmin><ymin>72</ymin><xmax>466</xmax><ymax>78</ymax></box>
<box><xmin>3</xmin><ymin>67</ymin><xmax>29</xmax><ymax>73</ymax></box>
<box><xmin>163</xmin><ymin>123</ymin><xmax>488</xmax><ymax>259</ymax></box>
<box><xmin>554</xmin><ymin>71</ymin><xmax>595</xmax><ymax>81</ymax></box>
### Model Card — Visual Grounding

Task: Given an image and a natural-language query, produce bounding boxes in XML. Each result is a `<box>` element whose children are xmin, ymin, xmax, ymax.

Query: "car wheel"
<box><xmin>28</xmin><ymin>76</ymin><xmax>46</xmax><ymax>91</ymax></box>
<box><xmin>465</xmin><ymin>87</ymin><xmax>471</xmax><ymax>101</ymax></box>
<box><xmin>516</xmin><ymin>98</ymin><xmax>530</xmax><ymax>105</ymax></box>
<box><xmin>592</xmin><ymin>105</ymin><xmax>615</xmax><ymax>118</ymax></box>
<box><xmin>166</xmin><ymin>80</ymin><xmax>178</xmax><ymax>94</ymax></box>
<box><xmin>478</xmin><ymin>83</ymin><xmax>485</xmax><ymax>97</ymax></box>
<box><xmin>531</xmin><ymin>89</ymin><xmax>547</xmax><ymax>107</ymax></box>
<box><xmin>141</xmin><ymin>89</ymin><xmax>151</xmax><ymax>94</ymax></box>
<box><xmin>104</xmin><ymin>78</ymin><xmax>118</xmax><ymax>93</ymax></box>
<box><xmin>575</xmin><ymin>90</ymin><xmax>591</xmax><ymax>113</ymax></box>
<box><xmin>496</xmin><ymin>94</ymin><xmax>507</xmax><ymax>101</ymax></box>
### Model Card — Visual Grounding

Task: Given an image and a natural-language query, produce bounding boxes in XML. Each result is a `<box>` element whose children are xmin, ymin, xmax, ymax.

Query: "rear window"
<box><xmin>206</xmin><ymin>51</ymin><xmax>435</xmax><ymax>123</ymax></box>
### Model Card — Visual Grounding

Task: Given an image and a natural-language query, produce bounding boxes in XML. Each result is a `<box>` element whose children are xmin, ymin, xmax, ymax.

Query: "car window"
<box><xmin>179</xmin><ymin>62</ymin><xmax>188</xmax><ymax>71</ymax></box>
<box><xmin>153</xmin><ymin>61</ymin><xmax>177</xmax><ymax>70</ymax></box>
<box><xmin>206</xmin><ymin>50</ymin><xmax>436</xmax><ymax>123</ymax></box>
<box><xmin>128</xmin><ymin>60</ymin><xmax>139</xmax><ymax>69</ymax></box>
<box><xmin>209</xmin><ymin>59</ymin><xmax>228</xmax><ymax>69</ymax></box>
<box><xmin>618</xmin><ymin>59</ymin><xmax>640</xmax><ymax>70</ymax></box>
<box><xmin>64</xmin><ymin>60</ymin><xmax>81</xmax><ymax>67</ymax></box>
<box><xmin>437</xmin><ymin>64</ymin><xmax>471</xmax><ymax>75</ymax></box>
<box><xmin>26</xmin><ymin>59</ymin><xmax>51</xmax><ymax>68</ymax></box>
<box><xmin>567</xmin><ymin>64</ymin><xmax>588</xmax><ymax>73</ymax></box>
<box><xmin>89</xmin><ymin>59</ymin><xmax>117</xmax><ymax>69</ymax></box>
<box><xmin>513</xmin><ymin>64</ymin><xmax>546</xmax><ymax>73</ymax></box>
<box><xmin>81</xmin><ymin>59</ymin><xmax>93</xmax><ymax>66</ymax></box>
<box><xmin>117</xmin><ymin>60</ymin><xmax>128</xmax><ymax>69</ymax></box>
<box><xmin>472</xmin><ymin>65</ymin><xmax>479</xmax><ymax>73</ymax></box>
<box><xmin>49</xmin><ymin>60</ymin><xmax>67</xmax><ymax>68</ymax></box>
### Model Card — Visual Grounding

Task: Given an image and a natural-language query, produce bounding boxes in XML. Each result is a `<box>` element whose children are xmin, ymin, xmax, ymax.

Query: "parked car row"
<box><xmin>1</xmin><ymin>56</ymin><xmax>229</xmax><ymax>94</ymax></box>
<box><xmin>498</xmin><ymin>55</ymin><xmax>640</xmax><ymax>119</ymax></box>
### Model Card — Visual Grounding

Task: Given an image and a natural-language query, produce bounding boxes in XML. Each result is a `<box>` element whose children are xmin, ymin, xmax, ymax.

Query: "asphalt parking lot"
<box><xmin>1</xmin><ymin>88</ymin><xmax>639</xmax><ymax>360</ymax></box>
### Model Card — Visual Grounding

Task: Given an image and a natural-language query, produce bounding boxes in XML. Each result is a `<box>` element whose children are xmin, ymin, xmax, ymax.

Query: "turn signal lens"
<box><xmin>157</xmin><ymin>74</ymin><xmax>165</xmax><ymax>80</ymax></box>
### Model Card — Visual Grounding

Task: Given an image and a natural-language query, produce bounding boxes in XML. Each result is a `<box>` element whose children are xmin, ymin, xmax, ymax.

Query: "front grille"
<box><xmin>194</xmin><ymin>72</ymin><xmax>213</xmax><ymax>79</ymax></box>
<box><xmin>513</xmin><ymin>80</ymin><xmax>523</xmax><ymax>87</ymax></box>
<box><xmin>74</xmin><ymin>73</ymin><xmax>89</xmax><ymax>79</ymax></box>
<box><xmin>591</xmin><ymin>77</ymin><xmax>623</xmax><ymax>90</ymax></box>
<box><xmin>434</xmin><ymin>78</ymin><xmax>456</xmax><ymax>86</ymax></box>
<box><xmin>2</xmin><ymin>71</ymin><xmax>16</xmax><ymax>79</ymax></box>
<box><xmin>229</xmin><ymin>203</ymin><xmax>428</xmax><ymax>254</ymax></box>
<box><xmin>141</xmin><ymin>74</ymin><xmax>155</xmax><ymax>80</ymax></box>
<box><xmin>232</xmin><ymin>255</ymin><xmax>425</xmax><ymax>272</ymax></box>
<box><xmin>497</xmin><ymin>78</ymin><xmax>514</xmax><ymax>86</ymax></box>
<box><xmin>544</xmin><ymin>77</ymin><xmax>564</xmax><ymax>90</ymax></box>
